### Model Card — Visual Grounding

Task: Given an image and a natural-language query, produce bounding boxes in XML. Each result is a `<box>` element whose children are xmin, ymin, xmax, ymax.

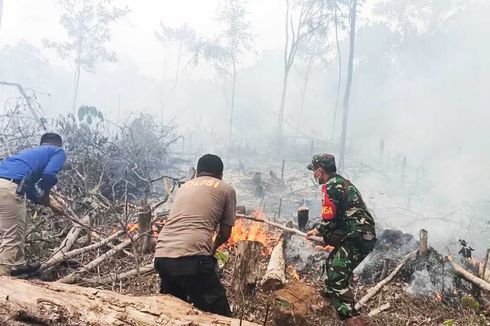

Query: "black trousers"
<box><xmin>154</xmin><ymin>255</ymin><xmax>232</xmax><ymax>317</ymax></box>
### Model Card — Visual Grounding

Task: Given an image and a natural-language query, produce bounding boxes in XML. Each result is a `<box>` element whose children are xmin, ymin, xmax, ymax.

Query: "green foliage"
<box><xmin>479</xmin><ymin>314</ymin><xmax>487</xmax><ymax>326</ymax></box>
<box><xmin>43</xmin><ymin>0</ymin><xmax>129</xmax><ymax>72</ymax></box>
<box><xmin>443</xmin><ymin>320</ymin><xmax>455</xmax><ymax>326</ymax></box>
<box><xmin>215</xmin><ymin>250</ymin><xmax>230</xmax><ymax>268</ymax></box>
<box><xmin>190</xmin><ymin>0</ymin><xmax>254</xmax><ymax>79</ymax></box>
<box><xmin>155</xmin><ymin>23</ymin><xmax>197</xmax><ymax>48</ymax></box>
<box><xmin>77</xmin><ymin>105</ymin><xmax>104</xmax><ymax>125</ymax></box>
<box><xmin>461</xmin><ymin>295</ymin><xmax>480</xmax><ymax>313</ymax></box>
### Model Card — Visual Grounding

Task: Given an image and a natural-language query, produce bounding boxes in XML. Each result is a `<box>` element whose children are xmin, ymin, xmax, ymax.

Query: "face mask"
<box><xmin>313</xmin><ymin>168</ymin><xmax>322</xmax><ymax>184</ymax></box>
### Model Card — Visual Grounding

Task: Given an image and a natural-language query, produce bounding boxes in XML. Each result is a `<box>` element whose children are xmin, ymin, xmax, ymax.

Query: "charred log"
<box><xmin>261</xmin><ymin>236</ymin><xmax>286</xmax><ymax>291</ymax></box>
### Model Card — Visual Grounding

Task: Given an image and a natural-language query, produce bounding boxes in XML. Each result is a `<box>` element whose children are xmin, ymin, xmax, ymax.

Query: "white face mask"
<box><xmin>313</xmin><ymin>168</ymin><xmax>322</xmax><ymax>184</ymax></box>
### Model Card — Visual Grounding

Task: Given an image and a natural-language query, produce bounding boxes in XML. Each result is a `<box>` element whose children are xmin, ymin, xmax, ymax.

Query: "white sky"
<box><xmin>0</xmin><ymin>0</ymin><xmax>286</xmax><ymax>79</ymax></box>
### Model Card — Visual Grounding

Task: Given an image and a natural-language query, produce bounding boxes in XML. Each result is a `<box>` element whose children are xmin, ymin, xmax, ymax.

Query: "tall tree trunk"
<box><xmin>339</xmin><ymin>0</ymin><xmax>357</xmax><ymax>172</ymax></box>
<box><xmin>72</xmin><ymin>62</ymin><xmax>81</xmax><ymax>115</ymax></box>
<box><xmin>229</xmin><ymin>60</ymin><xmax>237</xmax><ymax>146</ymax></box>
<box><xmin>159</xmin><ymin>49</ymin><xmax>166</xmax><ymax>122</ymax></box>
<box><xmin>332</xmin><ymin>4</ymin><xmax>342</xmax><ymax>143</ymax></box>
<box><xmin>160</xmin><ymin>42</ymin><xmax>182</xmax><ymax>122</ymax></box>
<box><xmin>0</xmin><ymin>0</ymin><xmax>4</xmax><ymax>33</ymax></box>
<box><xmin>276</xmin><ymin>0</ymin><xmax>291</xmax><ymax>151</ymax></box>
<box><xmin>276</xmin><ymin>70</ymin><xmax>289</xmax><ymax>149</ymax></box>
<box><xmin>296</xmin><ymin>55</ymin><xmax>314</xmax><ymax>134</ymax></box>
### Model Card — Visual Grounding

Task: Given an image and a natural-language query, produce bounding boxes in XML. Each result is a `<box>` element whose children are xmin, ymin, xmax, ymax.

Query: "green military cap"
<box><xmin>307</xmin><ymin>153</ymin><xmax>336</xmax><ymax>171</ymax></box>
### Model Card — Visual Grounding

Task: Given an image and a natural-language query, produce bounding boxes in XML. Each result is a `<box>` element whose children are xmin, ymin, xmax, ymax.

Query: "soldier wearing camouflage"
<box><xmin>306</xmin><ymin>153</ymin><xmax>376</xmax><ymax>323</ymax></box>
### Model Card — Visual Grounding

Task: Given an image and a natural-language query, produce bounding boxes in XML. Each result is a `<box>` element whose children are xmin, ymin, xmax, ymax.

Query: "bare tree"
<box><xmin>331</xmin><ymin>2</ymin><xmax>349</xmax><ymax>142</ymax></box>
<box><xmin>192</xmin><ymin>0</ymin><xmax>253</xmax><ymax>145</ymax></box>
<box><xmin>0</xmin><ymin>0</ymin><xmax>4</xmax><ymax>33</ymax></box>
<box><xmin>338</xmin><ymin>0</ymin><xmax>357</xmax><ymax>171</ymax></box>
<box><xmin>0</xmin><ymin>81</ymin><xmax>46</xmax><ymax>130</ymax></box>
<box><xmin>155</xmin><ymin>23</ymin><xmax>197</xmax><ymax>120</ymax></box>
<box><xmin>44</xmin><ymin>0</ymin><xmax>128</xmax><ymax>113</ymax></box>
<box><xmin>295</xmin><ymin>22</ymin><xmax>333</xmax><ymax>133</ymax></box>
<box><xmin>276</xmin><ymin>0</ymin><xmax>328</xmax><ymax>149</ymax></box>
<box><xmin>218</xmin><ymin>0</ymin><xmax>254</xmax><ymax>144</ymax></box>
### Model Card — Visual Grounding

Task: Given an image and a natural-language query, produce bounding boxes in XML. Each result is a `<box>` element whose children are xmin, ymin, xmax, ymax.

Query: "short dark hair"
<box><xmin>197</xmin><ymin>154</ymin><xmax>223</xmax><ymax>177</ymax></box>
<box><xmin>40</xmin><ymin>133</ymin><xmax>63</xmax><ymax>146</ymax></box>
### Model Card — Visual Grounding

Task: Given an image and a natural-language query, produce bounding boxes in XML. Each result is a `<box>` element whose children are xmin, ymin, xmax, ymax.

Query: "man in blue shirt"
<box><xmin>0</xmin><ymin>133</ymin><xmax>66</xmax><ymax>277</ymax></box>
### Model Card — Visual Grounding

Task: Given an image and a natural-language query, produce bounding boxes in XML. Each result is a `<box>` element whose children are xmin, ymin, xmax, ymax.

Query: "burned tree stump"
<box><xmin>272</xmin><ymin>281</ymin><xmax>321</xmax><ymax>326</ymax></box>
<box><xmin>236</xmin><ymin>205</ymin><xmax>247</xmax><ymax>215</ymax></box>
<box><xmin>232</xmin><ymin>240</ymin><xmax>264</xmax><ymax>296</ymax></box>
<box><xmin>137</xmin><ymin>201</ymin><xmax>153</xmax><ymax>254</ymax></box>
<box><xmin>418</xmin><ymin>229</ymin><xmax>428</xmax><ymax>257</ymax></box>
<box><xmin>261</xmin><ymin>236</ymin><xmax>286</xmax><ymax>291</ymax></box>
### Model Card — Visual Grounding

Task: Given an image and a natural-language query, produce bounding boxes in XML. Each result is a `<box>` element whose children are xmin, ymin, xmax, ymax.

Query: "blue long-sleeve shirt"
<box><xmin>0</xmin><ymin>145</ymin><xmax>66</xmax><ymax>203</ymax></box>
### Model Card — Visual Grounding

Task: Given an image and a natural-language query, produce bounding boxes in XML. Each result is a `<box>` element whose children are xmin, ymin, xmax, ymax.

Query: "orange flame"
<box><xmin>126</xmin><ymin>222</ymin><xmax>163</xmax><ymax>238</ymax></box>
<box><xmin>291</xmin><ymin>269</ymin><xmax>300</xmax><ymax>280</ymax></box>
<box><xmin>314</xmin><ymin>245</ymin><xmax>335</xmax><ymax>252</ymax></box>
<box><xmin>228</xmin><ymin>219</ymin><xmax>269</xmax><ymax>246</ymax></box>
<box><xmin>127</xmin><ymin>223</ymin><xmax>139</xmax><ymax>232</ymax></box>
<box><xmin>251</xmin><ymin>208</ymin><xmax>266</xmax><ymax>220</ymax></box>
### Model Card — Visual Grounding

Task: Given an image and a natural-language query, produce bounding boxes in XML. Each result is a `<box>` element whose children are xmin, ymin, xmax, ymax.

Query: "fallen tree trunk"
<box><xmin>461</xmin><ymin>256</ymin><xmax>490</xmax><ymax>284</ymax></box>
<box><xmin>41</xmin><ymin>230</ymin><xmax>124</xmax><ymax>271</ymax></box>
<box><xmin>92</xmin><ymin>231</ymin><xmax>134</xmax><ymax>257</ymax></box>
<box><xmin>58</xmin><ymin>239</ymin><xmax>132</xmax><ymax>284</ymax></box>
<box><xmin>261</xmin><ymin>236</ymin><xmax>286</xmax><ymax>291</ymax></box>
<box><xmin>232</xmin><ymin>240</ymin><xmax>264</xmax><ymax>296</ymax></box>
<box><xmin>355</xmin><ymin>249</ymin><xmax>418</xmax><ymax>310</ymax></box>
<box><xmin>0</xmin><ymin>277</ymin><xmax>259</xmax><ymax>326</ymax></box>
<box><xmin>85</xmin><ymin>263</ymin><xmax>155</xmax><ymax>285</ymax></box>
<box><xmin>367</xmin><ymin>303</ymin><xmax>391</xmax><ymax>317</ymax></box>
<box><xmin>449</xmin><ymin>259</ymin><xmax>490</xmax><ymax>292</ymax></box>
<box><xmin>44</xmin><ymin>215</ymin><xmax>90</xmax><ymax>267</ymax></box>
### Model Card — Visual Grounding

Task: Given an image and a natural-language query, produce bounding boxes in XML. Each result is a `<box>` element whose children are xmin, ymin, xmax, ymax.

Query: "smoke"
<box><xmin>1</xmin><ymin>1</ymin><xmax>489</xmax><ymax>252</ymax></box>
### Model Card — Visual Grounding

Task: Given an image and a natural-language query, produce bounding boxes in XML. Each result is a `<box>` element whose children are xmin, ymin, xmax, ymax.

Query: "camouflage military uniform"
<box><xmin>308</xmin><ymin>154</ymin><xmax>376</xmax><ymax>320</ymax></box>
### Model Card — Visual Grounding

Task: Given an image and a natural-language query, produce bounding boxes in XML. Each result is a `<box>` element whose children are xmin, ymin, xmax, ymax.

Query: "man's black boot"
<box><xmin>10</xmin><ymin>262</ymin><xmax>41</xmax><ymax>277</ymax></box>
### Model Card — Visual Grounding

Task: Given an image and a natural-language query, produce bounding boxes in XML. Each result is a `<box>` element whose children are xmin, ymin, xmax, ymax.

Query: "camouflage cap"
<box><xmin>307</xmin><ymin>153</ymin><xmax>336</xmax><ymax>171</ymax></box>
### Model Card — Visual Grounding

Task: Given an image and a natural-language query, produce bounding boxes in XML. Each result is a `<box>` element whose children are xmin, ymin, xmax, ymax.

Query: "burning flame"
<box><xmin>291</xmin><ymin>269</ymin><xmax>300</xmax><ymax>280</ymax></box>
<box><xmin>314</xmin><ymin>245</ymin><xmax>335</xmax><ymax>252</ymax></box>
<box><xmin>251</xmin><ymin>208</ymin><xmax>266</xmax><ymax>220</ymax></box>
<box><xmin>228</xmin><ymin>219</ymin><xmax>269</xmax><ymax>246</ymax></box>
<box><xmin>127</xmin><ymin>223</ymin><xmax>139</xmax><ymax>233</ymax></box>
<box><xmin>126</xmin><ymin>221</ymin><xmax>165</xmax><ymax>238</ymax></box>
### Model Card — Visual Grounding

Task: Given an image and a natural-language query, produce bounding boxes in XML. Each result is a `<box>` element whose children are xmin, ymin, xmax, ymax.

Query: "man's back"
<box><xmin>0</xmin><ymin>145</ymin><xmax>65</xmax><ymax>181</ymax></box>
<box><xmin>155</xmin><ymin>176</ymin><xmax>236</xmax><ymax>258</ymax></box>
<box><xmin>0</xmin><ymin>145</ymin><xmax>66</xmax><ymax>203</ymax></box>
<box><xmin>324</xmin><ymin>174</ymin><xmax>375</xmax><ymax>236</ymax></box>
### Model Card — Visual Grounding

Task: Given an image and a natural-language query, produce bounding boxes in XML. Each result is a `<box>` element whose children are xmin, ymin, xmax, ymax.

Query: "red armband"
<box><xmin>321</xmin><ymin>185</ymin><xmax>337</xmax><ymax>221</ymax></box>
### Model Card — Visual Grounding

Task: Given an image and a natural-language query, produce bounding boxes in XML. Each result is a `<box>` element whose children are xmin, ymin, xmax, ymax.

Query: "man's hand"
<box><xmin>49</xmin><ymin>198</ymin><xmax>65</xmax><ymax>216</ymax></box>
<box><xmin>306</xmin><ymin>228</ymin><xmax>320</xmax><ymax>239</ymax></box>
<box><xmin>212</xmin><ymin>224</ymin><xmax>232</xmax><ymax>255</ymax></box>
